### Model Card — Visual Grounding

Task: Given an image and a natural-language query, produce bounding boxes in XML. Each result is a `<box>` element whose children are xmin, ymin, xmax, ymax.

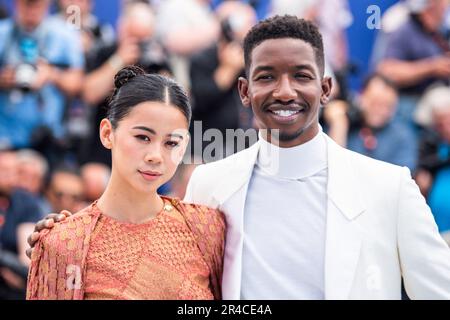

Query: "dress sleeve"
<box><xmin>176</xmin><ymin>200</ymin><xmax>226</xmax><ymax>300</ymax></box>
<box><xmin>26</xmin><ymin>207</ymin><xmax>100</xmax><ymax>300</ymax></box>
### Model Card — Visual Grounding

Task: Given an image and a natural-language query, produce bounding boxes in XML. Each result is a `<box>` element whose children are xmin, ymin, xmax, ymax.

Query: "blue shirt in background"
<box><xmin>347</xmin><ymin>120</ymin><xmax>418</xmax><ymax>172</ymax></box>
<box><xmin>0</xmin><ymin>189</ymin><xmax>43</xmax><ymax>254</ymax></box>
<box><xmin>0</xmin><ymin>17</ymin><xmax>84</xmax><ymax>149</ymax></box>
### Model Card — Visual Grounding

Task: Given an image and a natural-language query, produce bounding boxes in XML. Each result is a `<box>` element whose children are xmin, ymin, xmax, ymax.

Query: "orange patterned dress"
<box><xmin>26</xmin><ymin>197</ymin><xmax>225</xmax><ymax>300</ymax></box>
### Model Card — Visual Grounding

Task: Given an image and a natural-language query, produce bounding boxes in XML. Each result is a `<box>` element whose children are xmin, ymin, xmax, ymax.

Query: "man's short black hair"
<box><xmin>243</xmin><ymin>15</ymin><xmax>325</xmax><ymax>76</ymax></box>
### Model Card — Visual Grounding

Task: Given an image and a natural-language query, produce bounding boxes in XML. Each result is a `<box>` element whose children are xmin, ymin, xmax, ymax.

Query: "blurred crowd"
<box><xmin>0</xmin><ymin>0</ymin><xmax>450</xmax><ymax>299</ymax></box>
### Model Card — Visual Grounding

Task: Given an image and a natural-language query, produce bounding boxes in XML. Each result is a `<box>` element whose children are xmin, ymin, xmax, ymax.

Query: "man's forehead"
<box><xmin>252</xmin><ymin>38</ymin><xmax>315</xmax><ymax>54</ymax></box>
<box><xmin>250</xmin><ymin>39</ymin><xmax>318</xmax><ymax>70</ymax></box>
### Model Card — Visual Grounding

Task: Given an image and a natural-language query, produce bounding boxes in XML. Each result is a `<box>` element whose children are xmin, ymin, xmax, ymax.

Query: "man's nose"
<box><xmin>273</xmin><ymin>75</ymin><xmax>297</xmax><ymax>101</ymax></box>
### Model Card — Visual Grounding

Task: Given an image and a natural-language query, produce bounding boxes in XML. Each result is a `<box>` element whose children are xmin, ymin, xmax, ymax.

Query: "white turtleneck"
<box><xmin>240</xmin><ymin>130</ymin><xmax>328</xmax><ymax>300</ymax></box>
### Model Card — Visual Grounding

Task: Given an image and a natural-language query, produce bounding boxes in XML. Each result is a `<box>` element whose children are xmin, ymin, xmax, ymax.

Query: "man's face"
<box><xmin>16</xmin><ymin>161</ymin><xmax>45</xmax><ymax>194</ymax></box>
<box><xmin>238</xmin><ymin>38</ymin><xmax>331</xmax><ymax>147</ymax></box>
<box><xmin>0</xmin><ymin>153</ymin><xmax>18</xmax><ymax>195</ymax></box>
<box><xmin>360</xmin><ymin>78</ymin><xmax>398</xmax><ymax>128</ymax></box>
<box><xmin>46</xmin><ymin>172</ymin><xmax>84</xmax><ymax>213</ymax></box>
<box><xmin>16</xmin><ymin>0</ymin><xmax>50</xmax><ymax>32</ymax></box>
<box><xmin>422</xmin><ymin>0</ymin><xmax>449</xmax><ymax>30</ymax></box>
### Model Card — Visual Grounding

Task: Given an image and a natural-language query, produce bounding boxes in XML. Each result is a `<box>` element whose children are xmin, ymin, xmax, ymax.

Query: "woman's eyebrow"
<box><xmin>132</xmin><ymin>126</ymin><xmax>156</xmax><ymax>135</ymax></box>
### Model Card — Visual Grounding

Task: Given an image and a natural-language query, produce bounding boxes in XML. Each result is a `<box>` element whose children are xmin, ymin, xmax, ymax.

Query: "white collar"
<box><xmin>256</xmin><ymin>129</ymin><xmax>328</xmax><ymax>180</ymax></box>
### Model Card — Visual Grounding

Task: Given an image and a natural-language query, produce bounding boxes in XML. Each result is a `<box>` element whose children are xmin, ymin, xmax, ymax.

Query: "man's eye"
<box><xmin>136</xmin><ymin>135</ymin><xmax>150</xmax><ymax>142</ymax></box>
<box><xmin>295</xmin><ymin>73</ymin><xmax>313</xmax><ymax>80</ymax></box>
<box><xmin>256</xmin><ymin>74</ymin><xmax>273</xmax><ymax>81</ymax></box>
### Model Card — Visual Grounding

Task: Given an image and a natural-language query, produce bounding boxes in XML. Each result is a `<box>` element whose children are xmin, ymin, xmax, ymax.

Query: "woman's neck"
<box><xmin>96</xmin><ymin>172</ymin><xmax>164</xmax><ymax>224</ymax></box>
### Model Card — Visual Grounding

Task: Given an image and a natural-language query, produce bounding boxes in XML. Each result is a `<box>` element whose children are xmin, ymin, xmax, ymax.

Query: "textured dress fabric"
<box><xmin>26</xmin><ymin>197</ymin><xmax>225</xmax><ymax>300</ymax></box>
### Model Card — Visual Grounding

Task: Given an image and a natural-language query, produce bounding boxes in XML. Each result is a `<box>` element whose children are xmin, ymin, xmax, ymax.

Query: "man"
<box><xmin>80</xmin><ymin>162</ymin><xmax>110</xmax><ymax>203</ymax></box>
<box><xmin>43</xmin><ymin>166</ymin><xmax>85</xmax><ymax>214</ymax></box>
<box><xmin>377</xmin><ymin>0</ymin><xmax>450</xmax><ymax>123</ymax></box>
<box><xmin>0</xmin><ymin>151</ymin><xmax>42</xmax><ymax>299</ymax></box>
<box><xmin>184</xmin><ymin>15</ymin><xmax>450</xmax><ymax>299</ymax></box>
<box><xmin>28</xmin><ymin>16</ymin><xmax>450</xmax><ymax>299</ymax></box>
<box><xmin>16</xmin><ymin>149</ymin><xmax>48</xmax><ymax>196</ymax></box>
<box><xmin>0</xmin><ymin>0</ymin><xmax>84</xmax><ymax>150</ymax></box>
<box><xmin>155</xmin><ymin>0</ymin><xmax>219</xmax><ymax>89</ymax></box>
<box><xmin>324</xmin><ymin>74</ymin><xmax>418</xmax><ymax>171</ymax></box>
<box><xmin>189</xmin><ymin>1</ymin><xmax>257</xmax><ymax>155</ymax></box>
<box><xmin>15</xmin><ymin>149</ymin><xmax>49</xmax><ymax>213</ymax></box>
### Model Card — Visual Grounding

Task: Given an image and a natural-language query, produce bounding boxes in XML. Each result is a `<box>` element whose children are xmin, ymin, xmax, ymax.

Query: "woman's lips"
<box><xmin>138</xmin><ymin>170</ymin><xmax>162</xmax><ymax>181</ymax></box>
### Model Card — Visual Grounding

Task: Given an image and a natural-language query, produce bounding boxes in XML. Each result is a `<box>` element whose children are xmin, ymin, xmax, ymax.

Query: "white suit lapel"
<box><xmin>324</xmin><ymin>135</ymin><xmax>366</xmax><ymax>299</ymax></box>
<box><xmin>213</xmin><ymin>142</ymin><xmax>260</xmax><ymax>300</ymax></box>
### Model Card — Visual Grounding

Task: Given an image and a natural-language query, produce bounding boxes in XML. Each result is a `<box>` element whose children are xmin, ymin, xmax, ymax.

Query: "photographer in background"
<box><xmin>189</xmin><ymin>1</ymin><xmax>257</xmax><ymax>156</ymax></box>
<box><xmin>323</xmin><ymin>74</ymin><xmax>418</xmax><ymax>172</ymax></box>
<box><xmin>0</xmin><ymin>151</ymin><xmax>42</xmax><ymax>299</ymax></box>
<box><xmin>78</xmin><ymin>1</ymin><xmax>171</xmax><ymax>167</ymax></box>
<box><xmin>0</xmin><ymin>0</ymin><xmax>84</xmax><ymax>156</ymax></box>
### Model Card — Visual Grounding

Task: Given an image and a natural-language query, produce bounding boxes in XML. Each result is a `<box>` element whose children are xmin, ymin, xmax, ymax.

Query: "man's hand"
<box><xmin>116</xmin><ymin>38</ymin><xmax>141</xmax><ymax>66</ymax></box>
<box><xmin>0</xmin><ymin>268</ymin><xmax>26</xmax><ymax>290</ymax></box>
<box><xmin>0</xmin><ymin>67</ymin><xmax>16</xmax><ymax>90</ymax></box>
<box><xmin>215</xmin><ymin>42</ymin><xmax>245</xmax><ymax>90</ymax></box>
<box><xmin>25</xmin><ymin>210</ymin><xmax>73</xmax><ymax>259</ymax></box>
<box><xmin>323</xmin><ymin>100</ymin><xmax>349</xmax><ymax>126</ymax></box>
<box><xmin>31</xmin><ymin>60</ymin><xmax>57</xmax><ymax>90</ymax></box>
<box><xmin>323</xmin><ymin>100</ymin><xmax>350</xmax><ymax>147</ymax></box>
<box><xmin>219</xmin><ymin>42</ymin><xmax>245</xmax><ymax>72</ymax></box>
<box><xmin>431</xmin><ymin>55</ymin><xmax>450</xmax><ymax>78</ymax></box>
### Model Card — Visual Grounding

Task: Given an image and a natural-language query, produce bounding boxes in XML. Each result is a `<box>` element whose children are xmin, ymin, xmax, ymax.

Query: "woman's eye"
<box><xmin>136</xmin><ymin>135</ymin><xmax>150</xmax><ymax>142</ymax></box>
<box><xmin>166</xmin><ymin>141</ymin><xmax>179</xmax><ymax>147</ymax></box>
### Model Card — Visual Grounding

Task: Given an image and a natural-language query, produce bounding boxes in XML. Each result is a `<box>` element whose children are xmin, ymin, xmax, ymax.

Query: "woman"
<box><xmin>26</xmin><ymin>66</ymin><xmax>225</xmax><ymax>300</ymax></box>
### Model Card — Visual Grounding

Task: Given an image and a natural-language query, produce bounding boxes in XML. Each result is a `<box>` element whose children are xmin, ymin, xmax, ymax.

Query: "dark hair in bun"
<box><xmin>113</xmin><ymin>65</ymin><xmax>145</xmax><ymax>92</ymax></box>
<box><xmin>107</xmin><ymin>65</ymin><xmax>191</xmax><ymax>128</ymax></box>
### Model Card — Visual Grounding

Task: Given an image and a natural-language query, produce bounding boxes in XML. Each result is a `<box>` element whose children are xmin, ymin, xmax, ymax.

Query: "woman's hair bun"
<box><xmin>114</xmin><ymin>65</ymin><xmax>146</xmax><ymax>90</ymax></box>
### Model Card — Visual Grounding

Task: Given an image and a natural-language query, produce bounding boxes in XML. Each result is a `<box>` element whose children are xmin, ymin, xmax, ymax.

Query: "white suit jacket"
<box><xmin>184</xmin><ymin>133</ymin><xmax>450</xmax><ymax>299</ymax></box>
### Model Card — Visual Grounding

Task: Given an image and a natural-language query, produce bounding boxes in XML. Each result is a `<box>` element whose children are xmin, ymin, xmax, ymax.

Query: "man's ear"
<box><xmin>99</xmin><ymin>119</ymin><xmax>114</xmax><ymax>150</ymax></box>
<box><xmin>320</xmin><ymin>76</ymin><xmax>333</xmax><ymax>105</ymax></box>
<box><xmin>238</xmin><ymin>77</ymin><xmax>251</xmax><ymax>108</ymax></box>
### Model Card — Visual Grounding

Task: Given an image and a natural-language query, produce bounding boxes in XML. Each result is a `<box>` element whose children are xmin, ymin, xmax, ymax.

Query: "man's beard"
<box><xmin>267</xmin><ymin>126</ymin><xmax>307</xmax><ymax>143</ymax></box>
<box><xmin>278</xmin><ymin>127</ymin><xmax>306</xmax><ymax>142</ymax></box>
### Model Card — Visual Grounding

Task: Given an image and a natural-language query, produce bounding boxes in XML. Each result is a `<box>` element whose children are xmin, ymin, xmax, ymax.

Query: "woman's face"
<box><xmin>100</xmin><ymin>101</ymin><xmax>189</xmax><ymax>194</ymax></box>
